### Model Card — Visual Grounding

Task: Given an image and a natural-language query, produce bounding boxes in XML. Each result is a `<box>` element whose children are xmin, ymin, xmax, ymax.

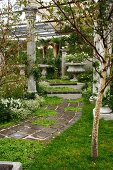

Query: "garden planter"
<box><xmin>65</xmin><ymin>62</ymin><xmax>85</xmax><ymax>81</ymax></box>
<box><xmin>93</xmin><ymin>106</ymin><xmax>113</xmax><ymax>120</ymax></box>
<box><xmin>39</xmin><ymin>64</ymin><xmax>52</xmax><ymax>78</ymax></box>
<box><xmin>0</xmin><ymin>161</ymin><xmax>22</xmax><ymax>170</ymax></box>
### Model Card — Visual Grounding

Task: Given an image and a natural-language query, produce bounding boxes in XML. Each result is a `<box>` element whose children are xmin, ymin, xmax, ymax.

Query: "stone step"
<box><xmin>47</xmin><ymin>93</ymin><xmax>82</xmax><ymax>99</ymax></box>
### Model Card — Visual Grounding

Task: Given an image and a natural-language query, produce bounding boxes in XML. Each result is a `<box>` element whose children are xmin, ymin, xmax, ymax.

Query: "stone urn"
<box><xmin>38</xmin><ymin>64</ymin><xmax>52</xmax><ymax>78</ymax></box>
<box><xmin>18</xmin><ymin>64</ymin><xmax>25</xmax><ymax>76</ymax></box>
<box><xmin>65</xmin><ymin>62</ymin><xmax>85</xmax><ymax>81</ymax></box>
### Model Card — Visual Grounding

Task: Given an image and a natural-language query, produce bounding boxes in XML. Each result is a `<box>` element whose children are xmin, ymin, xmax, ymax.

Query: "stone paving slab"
<box><xmin>32</xmin><ymin>131</ymin><xmax>51</xmax><ymax>140</ymax></box>
<box><xmin>0</xmin><ymin>134</ymin><xmax>5</xmax><ymax>138</ymax></box>
<box><xmin>0</xmin><ymin>98</ymin><xmax>82</xmax><ymax>142</ymax></box>
<box><xmin>42</xmin><ymin>127</ymin><xmax>58</xmax><ymax>134</ymax></box>
<box><xmin>46</xmin><ymin>105</ymin><xmax>58</xmax><ymax>110</ymax></box>
<box><xmin>0</xmin><ymin>129</ymin><xmax>17</xmax><ymax>136</ymax></box>
<box><xmin>10</xmin><ymin>131</ymin><xmax>28</xmax><ymax>139</ymax></box>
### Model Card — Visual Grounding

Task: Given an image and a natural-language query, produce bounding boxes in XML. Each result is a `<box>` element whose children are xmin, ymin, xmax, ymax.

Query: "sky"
<box><xmin>0</xmin><ymin>0</ymin><xmax>51</xmax><ymax>21</ymax></box>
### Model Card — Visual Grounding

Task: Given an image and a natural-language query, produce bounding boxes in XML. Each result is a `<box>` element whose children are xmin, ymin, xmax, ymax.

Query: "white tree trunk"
<box><xmin>91</xmin><ymin>49</ymin><xmax>108</xmax><ymax>158</ymax></box>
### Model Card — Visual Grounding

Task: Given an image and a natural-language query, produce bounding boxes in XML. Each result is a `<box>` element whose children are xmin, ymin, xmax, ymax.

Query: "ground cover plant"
<box><xmin>43</xmin><ymin>96</ymin><xmax>64</xmax><ymax>106</ymax></box>
<box><xmin>67</xmin><ymin>98</ymin><xmax>83</xmax><ymax>103</ymax></box>
<box><xmin>38</xmin><ymin>81</ymin><xmax>80</xmax><ymax>94</ymax></box>
<box><xmin>34</xmin><ymin>108</ymin><xmax>57</xmax><ymax>117</ymax></box>
<box><xmin>0</xmin><ymin>98</ymin><xmax>113</xmax><ymax>169</ymax></box>
<box><xmin>47</xmin><ymin>79</ymin><xmax>77</xmax><ymax>85</ymax></box>
<box><xmin>64</xmin><ymin>106</ymin><xmax>82</xmax><ymax>112</ymax></box>
<box><xmin>46</xmin><ymin>86</ymin><xmax>78</xmax><ymax>93</ymax></box>
<box><xmin>0</xmin><ymin>96</ymin><xmax>62</xmax><ymax>129</ymax></box>
<box><xmin>0</xmin><ymin>95</ymin><xmax>44</xmax><ymax>127</ymax></box>
<box><xmin>32</xmin><ymin>118</ymin><xmax>56</xmax><ymax>127</ymax></box>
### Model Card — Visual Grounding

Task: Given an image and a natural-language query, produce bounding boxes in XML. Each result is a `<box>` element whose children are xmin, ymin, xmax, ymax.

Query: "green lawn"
<box><xmin>64</xmin><ymin>106</ymin><xmax>82</xmax><ymax>112</ymax></box>
<box><xmin>32</xmin><ymin>118</ymin><xmax>56</xmax><ymax>127</ymax></box>
<box><xmin>43</xmin><ymin>96</ymin><xmax>64</xmax><ymax>105</ymax></box>
<box><xmin>0</xmin><ymin>100</ymin><xmax>113</xmax><ymax>170</ymax></box>
<box><xmin>34</xmin><ymin>108</ymin><xmax>57</xmax><ymax>117</ymax></box>
<box><xmin>47</xmin><ymin>79</ymin><xmax>77</xmax><ymax>84</ymax></box>
<box><xmin>46</xmin><ymin>86</ymin><xmax>77</xmax><ymax>93</ymax></box>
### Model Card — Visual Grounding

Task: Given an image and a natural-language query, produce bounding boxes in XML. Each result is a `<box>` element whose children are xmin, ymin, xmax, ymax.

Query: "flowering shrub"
<box><xmin>23</xmin><ymin>95</ymin><xmax>44</xmax><ymax>112</ymax></box>
<box><xmin>37</xmin><ymin>81</ymin><xmax>49</xmax><ymax>95</ymax></box>
<box><xmin>11</xmin><ymin>108</ymin><xmax>31</xmax><ymax>120</ymax></box>
<box><xmin>39</xmin><ymin>81</ymin><xmax>49</xmax><ymax>88</ymax></box>
<box><xmin>66</xmin><ymin>52</ymin><xmax>89</xmax><ymax>63</ymax></box>
<box><xmin>35</xmin><ymin>94</ymin><xmax>45</xmax><ymax>105</ymax></box>
<box><xmin>0</xmin><ymin>95</ymin><xmax>44</xmax><ymax>122</ymax></box>
<box><xmin>1</xmin><ymin>98</ymin><xmax>22</xmax><ymax>109</ymax></box>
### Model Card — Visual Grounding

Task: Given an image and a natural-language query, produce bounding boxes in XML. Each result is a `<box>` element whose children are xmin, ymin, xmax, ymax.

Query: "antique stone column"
<box><xmin>93</xmin><ymin>29</ymin><xmax>112</xmax><ymax>96</ymax></box>
<box><xmin>24</xmin><ymin>6</ymin><xmax>37</xmax><ymax>93</ymax></box>
<box><xmin>92</xmin><ymin>25</ymin><xmax>112</xmax><ymax>116</ymax></box>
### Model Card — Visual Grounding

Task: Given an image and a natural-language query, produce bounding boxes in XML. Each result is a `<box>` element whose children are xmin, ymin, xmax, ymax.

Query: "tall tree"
<box><xmin>0</xmin><ymin>0</ymin><xmax>25</xmax><ymax>92</ymax></box>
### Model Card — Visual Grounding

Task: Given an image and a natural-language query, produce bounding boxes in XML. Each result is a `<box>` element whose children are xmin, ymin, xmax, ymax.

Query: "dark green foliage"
<box><xmin>23</xmin><ymin>92</ymin><xmax>36</xmax><ymax>100</ymax></box>
<box><xmin>82</xmin><ymin>83</ymin><xmax>92</xmax><ymax>102</ymax></box>
<box><xmin>31</xmin><ymin>66</ymin><xmax>41</xmax><ymax>81</ymax></box>
<box><xmin>46</xmin><ymin>67</ymin><xmax>55</xmax><ymax>79</ymax></box>
<box><xmin>36</xmin><ymin>84</ymin><xmax>47</xmax><ymax>95</ymax></box>
<box><xmin>0</xmin><ymin>102</ymin><xmax>12</xmax><ymax>123</ymax></box>
<box><xmin>65</xmin><ymin>33</ymin><xmax>93</xmax><ymax>56</ymax></box>
<box><xmin>18</xmin><ymin>51</ymin><xmax>27</xmax><ymax>64</ymax></box>
<box><xmin>77</xmin><ymin>70</ymin><xmax>93</xmax><ymax>102</ymax></box>
<box><xmin>77</xmin><ymin>70</ymin><xmax>93</xmax><ymax>83</ymax></box>
<box><xmin>102</xmin><ymin>90</ymin><xmax>113</xmax><ymax>111</ymax></box>
<box><xmin>0</xmin><ymin>74</ymin><xmax>26</xmax><ymax>99</ymax></box>
<box><xmin>36</xmin><ymin>48</ymin><xmax>43</xmax><ymax>63</ymax></box>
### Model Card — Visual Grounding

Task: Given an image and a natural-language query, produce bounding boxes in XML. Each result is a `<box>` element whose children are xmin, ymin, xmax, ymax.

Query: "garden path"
<box><xmin>0</xmin><ymin>99</ymin><xmax>83</xmax><ymax>142</ymax></box>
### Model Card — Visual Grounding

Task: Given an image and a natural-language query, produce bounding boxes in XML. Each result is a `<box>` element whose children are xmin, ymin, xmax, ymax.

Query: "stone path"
<box><xmin>0</xmin><ymin>100</ymin><xmax>83</xmax><ymax>142</ymax></box>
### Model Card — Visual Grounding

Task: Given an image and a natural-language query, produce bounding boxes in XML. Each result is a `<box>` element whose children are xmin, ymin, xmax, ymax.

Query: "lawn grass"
<box><xmin>0</xmin><ymin>121</ymin><xmax>18</xmax><ymax>129</ymax></box>
<box><xmin>32</xmin><ymin>118</ymin><xmax>56</xmax><ymax>127</ymax></box>
<box><xmin>43</xmin><ymin>96</ymin><xmax>64</xmax><ymax>105</ymax></box>
<box><xmin>46</xmin><ymin>86</ymin><xmax>77</xmax><ymax>93</ymax></box>
<box><xmin>34</xmin><ymin>108</ymin><xmax>57</xmax><ymax>117</ymax></box>
<box><xmin>47</xmin><ymin>79</ymin><xmax>77</xmax><ymax>84</ymax></box>
<box><xmin>64</xmin><ymin>106</ymin><xmax>82</xmax><ymax>112</ymax></box>
<box><xmin>0</xmin><ymin>100</ymin><xmax>113</xmax><ymax>170</ymax></box>
<box><xmin>0</xmin><ymin>139</ymin><xmax>44</xmax><ymax>169</ymax></box>
<box><xmin>68</xmin><ymin>98</ymin><xmax>83</xmax><ymax>103</ymax></box>
<box><xmin>27</xmin><ymin>102</ymin><xmax>113</xmax><ymax>170</ymax></box>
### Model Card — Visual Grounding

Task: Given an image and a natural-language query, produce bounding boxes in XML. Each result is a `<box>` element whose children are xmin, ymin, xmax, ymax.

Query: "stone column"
<box><xmin>92</xmin><ymin>26</ymin><xmax>112</xmax><ymax>115</ymax></box>
<box><xmin>61</xmin><ymin>48</ymin><xmax>67</xmax><ymax>78</ymax></box>
<box><xmin>93</xmin><ymin>29</ymin><xmax>112</xmax><ymax>96</ymax></box>
<box><xmin>24</xmin><ymin>6</ymin><xmax>37</xmax><ymax>93</ymax></box>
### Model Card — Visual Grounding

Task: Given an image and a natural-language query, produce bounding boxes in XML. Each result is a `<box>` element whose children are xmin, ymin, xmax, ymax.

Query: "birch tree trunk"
<box><xmin>91</xmin><ymin>48</ymin><xmax>108</xmax><ymax>158</ymax></box>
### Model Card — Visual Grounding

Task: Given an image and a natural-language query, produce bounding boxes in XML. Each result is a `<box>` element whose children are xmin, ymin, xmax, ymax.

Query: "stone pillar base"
<box><xmin>93</xmin><ymin>106</ymin><xmax>113</xmax><ymax>120</ymax></box>
<box><xmin>0</xmin><ymin>161</ymin><xmax>22</xmax><ymax>170</ymax></box>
